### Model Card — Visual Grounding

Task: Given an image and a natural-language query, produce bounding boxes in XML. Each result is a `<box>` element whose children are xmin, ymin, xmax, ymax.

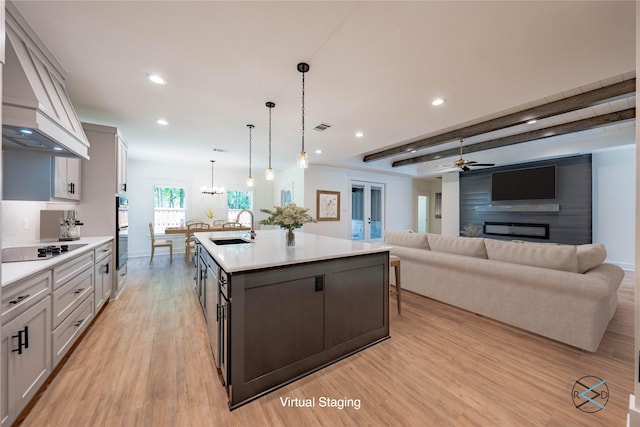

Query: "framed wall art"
<box><xmin>316</xmin><ymin>190</ymin><xmax>340</xmax><ymax>221</ymax></box>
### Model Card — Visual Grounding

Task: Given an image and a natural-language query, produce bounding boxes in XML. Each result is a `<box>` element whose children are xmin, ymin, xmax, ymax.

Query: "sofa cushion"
<box><xmin>384</xmin><ymin>231</ymin><xmax>430</xmax><ymax>249</ymax></box>
<box><xmin>484</xmin><ymin>239</ymin><xmax>578</xmax><ymax>273</ymax></box>
<box><xmin>576</xmin><ymin>243</ymin><xmax>607</xmax><ymax>273</ymax></box>
<box><xmin>427</xmin><ymin>234</ymin><xmax>487</xmax><ymax>258</ymax></box>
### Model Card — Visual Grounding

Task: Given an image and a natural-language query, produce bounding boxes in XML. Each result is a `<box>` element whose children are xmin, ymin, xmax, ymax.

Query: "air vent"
<box><xmin>314</xmin><ymin>123</ymin><xmax>332</xmax><ymax>132</ymax></box>
<box><xmin>212</xmin><ymin>148</ymin><xmax>227</xmax><ymax>153</ymax></box>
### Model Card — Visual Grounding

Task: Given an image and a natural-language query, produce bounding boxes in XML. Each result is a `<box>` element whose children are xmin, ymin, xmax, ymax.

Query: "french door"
<box><xmin>351</xmin><ymin>181</ymin><xmax>384</xmax><ymax>242</ymax></box>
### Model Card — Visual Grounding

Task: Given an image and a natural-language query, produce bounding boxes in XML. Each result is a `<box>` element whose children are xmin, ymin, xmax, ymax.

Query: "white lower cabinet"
<box><xmin>94</xmin><ymin>242</ymin><xmax>113</xmax><ymax>312</ymax></box>
<box><xmin>50</xmin><ymin>255</ymin><xmax>94</xmax><ymax>370</ymax></box>
<box><xmin>1</xmin><ymin>295</ymin><xmax>51</xmax><ymax>426</ymax></box>
<box><xmin>52</xmin><ymin>295</ymin><xmax>93</xmax><ymax>368</ymax></box>
<box><xmin>0</xmin><ymin>239</ymin><xmax>112</xmax><ymax>424</ymax></box>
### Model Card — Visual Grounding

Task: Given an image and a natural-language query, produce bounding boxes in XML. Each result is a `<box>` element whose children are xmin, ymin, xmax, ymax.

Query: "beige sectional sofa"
<box><xmin>384</xmin><ymin>231</ymin><xmax>625</xmax><ymax>352</ymax></box>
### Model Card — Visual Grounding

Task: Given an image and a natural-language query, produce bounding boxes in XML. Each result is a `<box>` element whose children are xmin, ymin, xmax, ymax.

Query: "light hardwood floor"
<box><xmin>19</xmin><ymin>255</ymin><xmax>634</xmax><ymax>426</ymax></box>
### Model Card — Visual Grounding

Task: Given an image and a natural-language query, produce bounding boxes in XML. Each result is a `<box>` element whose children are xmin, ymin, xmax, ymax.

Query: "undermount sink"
<box><xmin>210</xmin><ymin>237</ymin><xmax>252</xmax><ymax>245</ymax></box>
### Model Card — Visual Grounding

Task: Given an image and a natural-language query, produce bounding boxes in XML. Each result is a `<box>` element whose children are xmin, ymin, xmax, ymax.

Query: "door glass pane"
<box><xmin>351</xmin><ymin>185</ymin><xmax>364</xmax><ymax>240</ymax></box>
<box><xmin>370</xmin><ymin>186</ymin><xmax>383</xmax><ymax>239</ymax></box>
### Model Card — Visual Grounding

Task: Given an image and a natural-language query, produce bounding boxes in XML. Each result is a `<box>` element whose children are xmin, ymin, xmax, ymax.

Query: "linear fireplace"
<box><xmin>483</xmin><ymin>222</ymin><xmax>550</xmax><ymax>239</ymax></box>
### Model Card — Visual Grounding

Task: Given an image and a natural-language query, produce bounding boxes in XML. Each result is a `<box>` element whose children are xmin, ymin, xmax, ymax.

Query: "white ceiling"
<box><xmin>11</xmin><ymin>1</ymin><xmax>637</xmax><ymax>178</ymax></box>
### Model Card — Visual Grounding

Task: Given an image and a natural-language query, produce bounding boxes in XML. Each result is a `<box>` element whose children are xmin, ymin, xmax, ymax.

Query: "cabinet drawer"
<box><xmin>52</xmin><ymin>267</ymin><xmax>93</xmax><ymax>329</ymax></box>
<box><xmin>94</xmin><ymin>242</ymin><xmax>113</xmax><ymax>263</ymax></box>
<box><xmin>52</xmin><ymin>293</ymin><xmax>93</xmax><ymax>368</ymax></box>
<box><xmin>1</xmin><ymin>271</ymin><xmax>51</xmax><ymax>323</ymax></box>
<box><xmin>53</xmin><ymin>251</ymin><xmax>94</xmax><ymax>290</ymax></box>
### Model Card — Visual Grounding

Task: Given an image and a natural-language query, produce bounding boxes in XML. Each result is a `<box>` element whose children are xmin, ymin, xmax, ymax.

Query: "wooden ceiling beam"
<box><xmin>392</xmin><ymin>108</ymin><xmax>636</xmax><ymax>167</ymax></box>
<box><xmin>363</xmin><ymin>78</ymin><xmax>636</xmax><ymax>163</ymax></box>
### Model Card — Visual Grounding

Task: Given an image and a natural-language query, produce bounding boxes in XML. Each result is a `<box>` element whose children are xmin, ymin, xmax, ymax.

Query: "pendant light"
<box><xmin>297</xmin><ymin>62</ymin><xmax>310</xmax><ymax>169</ymax></box>
<box><xmin>201</xmin><ymin>160</ymin><xmax>224</xmax><ymax>195</ymax></box>
<box><xmin>265</xmin><ymin>101</ymin><xmax>275</xmax><ymax>181</ymax></box>
<box><xmin>246</xmin><ymin>124</ymin><xmax>255</xmax><ymax>187</ymax></box>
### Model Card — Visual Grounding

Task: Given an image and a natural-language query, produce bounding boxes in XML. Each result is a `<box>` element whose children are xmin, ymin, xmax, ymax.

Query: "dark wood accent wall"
<box><xmin>459</xmin><ymin>154</ymin><xmax>592</xmax><ymax>244</ymax></box>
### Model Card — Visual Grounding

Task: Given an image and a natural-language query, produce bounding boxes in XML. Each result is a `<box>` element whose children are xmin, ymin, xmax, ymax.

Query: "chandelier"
<box><xmin>201</xmin><ymin>160</ymin><xmax>224</xmax><ymax>195</ymax></box>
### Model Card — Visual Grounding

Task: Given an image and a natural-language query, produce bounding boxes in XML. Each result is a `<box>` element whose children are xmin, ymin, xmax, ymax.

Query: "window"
<box><xmin>153</xmin><ymin>185</ymin><xmax>186</xmax><ymax>233</ymax></box>
<box><xmin>227</xmin><ymin>190</ymin><xmax>253</xmax><ymax>225</ymax></box>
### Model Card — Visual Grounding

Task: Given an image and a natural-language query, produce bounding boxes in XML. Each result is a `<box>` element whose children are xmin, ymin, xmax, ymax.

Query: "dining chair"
<box><xmin>186</xmin><ymin>221</ymin><xmax>210</xmax><ymax>264</ymax></box>
<box><xmin>222</xmin><ymin>222</ymin><xmax>242</xmax><ymax>229</ymax></box>
<box><xmin>149</xmin><ymin>222</ymin><xmax>173</xmax><ymax>264</ymax></box>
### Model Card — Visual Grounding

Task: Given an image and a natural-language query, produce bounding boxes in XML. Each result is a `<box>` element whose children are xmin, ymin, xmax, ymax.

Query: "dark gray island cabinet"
<box><xmin>195</xmin><ymin>230</ymin><xmax>390</xmax><ymax>409</ymax></box>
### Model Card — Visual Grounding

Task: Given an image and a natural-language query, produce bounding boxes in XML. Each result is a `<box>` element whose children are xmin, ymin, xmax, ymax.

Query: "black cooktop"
<box><xmin>1</xmin><ymin>243</ymin><xmax>87</xmax><ymax>263</ymax></box>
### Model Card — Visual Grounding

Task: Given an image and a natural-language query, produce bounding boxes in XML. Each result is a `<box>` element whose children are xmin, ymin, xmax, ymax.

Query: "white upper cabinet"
<box><xmin>52</xmin><ymin>157</ymin><xmax>81</xmax><ymax>200</ymax></box>
<box><xmin>117</xmin><ymin>135</ymin><xmax>128</xmax><ymax>193</ymax></box>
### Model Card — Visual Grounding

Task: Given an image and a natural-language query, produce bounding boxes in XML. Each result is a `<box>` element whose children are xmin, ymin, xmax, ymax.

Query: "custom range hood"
<box><xmin>2</xmin><ymin>3</ymin><xmax>90</xmax><ymax>159</ymax></box>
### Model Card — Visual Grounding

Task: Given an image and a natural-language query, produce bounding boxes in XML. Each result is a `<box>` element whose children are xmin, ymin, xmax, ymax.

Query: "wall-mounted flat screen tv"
<box><xmin>491</xmin><ymin>165</ymin><xmax>556</xmax><ymax>201</ymax></box>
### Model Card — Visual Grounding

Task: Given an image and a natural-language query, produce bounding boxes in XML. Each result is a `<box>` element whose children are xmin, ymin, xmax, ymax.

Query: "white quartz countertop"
<box><xmin>195</xmin><ymin>229</ymin><xmax>390</xmax><ymax>273</ymax></box>
<box><xmin>2</xmin><ymin>236</ymin><xmax>113</xmax><ymax>287</ymax></box>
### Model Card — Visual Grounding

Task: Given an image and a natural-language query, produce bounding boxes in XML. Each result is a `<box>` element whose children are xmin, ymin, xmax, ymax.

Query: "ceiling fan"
<box><xmin>437</xmin><ymin>138</ymin><xmax>495</xmax><ymax>172</ymax></box>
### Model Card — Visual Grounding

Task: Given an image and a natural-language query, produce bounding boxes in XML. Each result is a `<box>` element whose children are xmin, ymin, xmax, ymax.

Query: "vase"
<box><xmin>286</xmin><ymin>229</ymin><xmax>295</xmax><ymax>247</ymax></box>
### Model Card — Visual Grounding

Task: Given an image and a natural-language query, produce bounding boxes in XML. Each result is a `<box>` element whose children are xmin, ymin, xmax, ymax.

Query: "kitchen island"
<box><xmin>195</xmin><ymin>229</ymin><xmax>390</xmax><ymax>409</ymax></box>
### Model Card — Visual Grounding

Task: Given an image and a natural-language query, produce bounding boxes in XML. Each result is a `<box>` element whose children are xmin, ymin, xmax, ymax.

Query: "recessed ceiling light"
<box><xmin>147</xmin><ymin>73</ymin><xmax>167</xmax><ymax>85</ymax></box>
<box><xmin>355</xmin><ymin>132</ymin><xmax>364</xmax><ymax>138</ymax></box>
<box><xmin>156</xmin><ymin>119</ymin><xmax>169</xmax><ymax>126</ymax></box>
<box><xmin>405</xmin><ymin>147</ymin><xmax>414</xmax><ymax>152</ymax></box>
<box><xmin>53</xmin><ymin>147</ymin><xmax>63</xmax><ymax>151</ymax></box>
<box><xmin>315</xmin><ymin>149</ymin><xmax>322</xmax><ymax>154</ymax></box>
<box><xmin>526</xmin><ymin>119</ymin><xmax>537</xmax><ymax>124</ymax></box>
<box><xmin>20</xmin><ymin>129</ymin><xmax>33</xmax><ymax>135</ymax></box>
<box><xmin>431</xmin><ymin>98</ymin><xmax>445</xmax><ymax>106</ymax></box>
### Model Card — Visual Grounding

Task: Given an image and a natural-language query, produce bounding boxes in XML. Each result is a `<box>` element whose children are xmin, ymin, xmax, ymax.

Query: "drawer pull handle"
<box><xmin>9</xmin><ymin>294</ymin><xmax>30</xmax><ymax>305</ymax></box>
<box><xmin>73</xmin><ymin>319</ymin><xmax>84</xmax><ymax>327</ymax></box>
<box><xmin>74</xmin><ymin>288</ymin><xmax>85</xmax><ymax>294</ymax></box>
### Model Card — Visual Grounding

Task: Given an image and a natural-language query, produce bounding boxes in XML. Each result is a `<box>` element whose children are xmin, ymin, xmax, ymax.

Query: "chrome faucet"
<box><xmin>236</xmin><ymin>209</ymin><xmax>256</xmax><ymax>239</ymax></box>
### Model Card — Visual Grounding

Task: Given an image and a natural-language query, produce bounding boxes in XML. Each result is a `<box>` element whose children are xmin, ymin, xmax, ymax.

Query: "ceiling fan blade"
<box><xmin>462</xmin><ymin>165</ymin><xmax>471</xmax><ymax>171</ymax></box>
<box><xmin>471</xmin><ymin>163</ymin><xmax>495</xmax><ymax>167</ymax></box>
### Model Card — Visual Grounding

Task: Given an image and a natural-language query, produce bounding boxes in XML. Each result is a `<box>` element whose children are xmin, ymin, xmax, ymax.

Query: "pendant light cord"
<box><xmin>268</xmin><ymin>106</ymin><xmax>272</xmax><ymax>168</ymax></box>
<box><xmin>301</xmin><ymin>71</ymin><xmax>305</xmax><ymax>153</ymax></box>
<box><xmin>248</xmin><ymin>125</ymin><xmax>253</xmax><ymax>177</ymax></box>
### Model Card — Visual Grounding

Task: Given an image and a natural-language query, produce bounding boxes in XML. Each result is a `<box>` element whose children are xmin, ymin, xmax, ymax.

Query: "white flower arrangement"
<box><xmin>259</xmin><ymin>203</ymin><xmax>316</xmax><ymax>232</ymax></box>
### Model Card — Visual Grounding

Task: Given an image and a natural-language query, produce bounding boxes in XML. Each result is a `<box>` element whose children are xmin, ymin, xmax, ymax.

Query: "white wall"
<box><xmin>302</xmin><ymin>164</ymin><xmax>413</xmax><ymax>240</ymax></box>
<box><xmin>593</xmin><ymin>146</ymin><xmax>636</xmax><ymax>270</ymax></box>
<box><xmin>272</xmin><ymin>165</ymin><xmax>304</xmax><ymax>207</ymax></box>
<box><xmin>127</xmin><ymin>159</ymin><xmax>274</xmax><ymax>257</ymax></box>
<box><xmin>440</xmin><ymin>173</ymin><xmax>460</xmax><ymax>236</ymax></box>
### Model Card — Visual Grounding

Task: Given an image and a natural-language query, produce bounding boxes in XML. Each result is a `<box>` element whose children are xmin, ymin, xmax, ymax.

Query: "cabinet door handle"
<box><xmin>9</xmin><ymin>294</ymin><xmax>30</xmax><ymax>305</ymax></box>
<box><xmin>123</xmin><ymin>183</ymin><xmax>127</xmax><ymax>192</ymax></box>
<box><xmin>104</xmin><ymin>263</ymin><xmax>109</xmax><ymax>274</ymax></box>
<box><xmin>68</xmin><ymin>183</ymin><xmax>73</xmax><ymax>193</ymax></box>
<box><xmin>24</xmin><ymin>326</ymin><xmax>29</xmax><ymax>349</ymax></box>
<box><xmin>74</xmin><ymin>288</ymin><xmax>85</xmax><ymax>294</ymax></box>
<box><xmin>11</xmin><ymin>330</ymin><xmax>24</xmax><ymax>354</ymax></box>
